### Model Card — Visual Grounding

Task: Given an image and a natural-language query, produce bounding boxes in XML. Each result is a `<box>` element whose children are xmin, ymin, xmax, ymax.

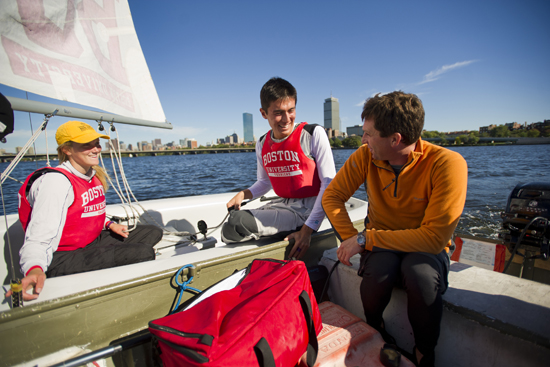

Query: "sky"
<box><xmin>1</xmin><ymin>0</ymin><xmax>549</xmax><ymax>153</ymax></box>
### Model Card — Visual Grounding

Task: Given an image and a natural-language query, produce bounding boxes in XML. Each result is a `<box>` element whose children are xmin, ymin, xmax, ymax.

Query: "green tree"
<box><xmin>490</xmin><ymin>125</ymin><xmax>510</xmax><ymax>137</ymax></box>
<box><xmin>513</xmin><ymin>131</ymin><xmax>528</xmax><ymax>138</ymax></box>
<box><xmin>330</xmin><ymin>138</ymin><xmax>343</xmax><ymax>147</ymax></box>
<box><xmin>468</xmin><ymin>132</ymin><xmax>479</xmax><ymax>144</ymax></box>
<box><xmin>527</xmin><ymin>129</ymin><xmax>540</xmax><ymax>137</ymax></box>
<box><xmin>342</xmin><ymin>136</ymin><xmax>362</xmax><ymax>148</ymax></box>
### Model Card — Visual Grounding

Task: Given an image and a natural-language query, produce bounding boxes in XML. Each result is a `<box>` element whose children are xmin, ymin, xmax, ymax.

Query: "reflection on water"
<box><xmin>2</xmin><ymin>144</ymin><xmax>549</xmax><ymax>239</ymax></box>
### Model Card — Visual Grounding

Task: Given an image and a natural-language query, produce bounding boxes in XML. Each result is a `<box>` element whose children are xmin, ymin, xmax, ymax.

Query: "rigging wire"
<box><xmin>25</xmin><ymin>92</ymin><xmax>39</xmax><ymax>171</ymax></box>
<box><xmin>1</xmin><ymin>175</ymin><xmax>23</xmax><ymax>307</ymax></box>
<box><xmin>97</xmin><ymin>123</ymin><xmax>215</xmax><ymax>238</ymax></box>
<box><xmin>98</xmin><ymin>123</ymin><xmax>176</xmax><ymax>235</ymax></box>
<box><xmin>1</xmin><ymin>110</ymin><xmax>56</xmax><ymax>184</ymax></box>
<box><xmin>95</xmin><ymin>124</ymin><xmax>263</xmax><ymax>242</ymax></box>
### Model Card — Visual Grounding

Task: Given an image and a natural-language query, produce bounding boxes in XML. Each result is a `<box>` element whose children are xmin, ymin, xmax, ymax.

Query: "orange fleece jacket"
<box><xmin>322</xmin><ymin>139</ymin><xmax>468</xmax><ymax>254</ymax></box>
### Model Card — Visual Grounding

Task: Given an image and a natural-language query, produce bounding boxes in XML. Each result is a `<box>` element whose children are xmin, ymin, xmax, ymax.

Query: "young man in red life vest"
<box><xmin>222</xmin><ymin>77</ymin><xmax>335</xmax><ymax>259</ymax></box>
<box><xmin>5</xmin><ymin>120</ymin><xmax>162</xmax><ymax>301</ymax></box>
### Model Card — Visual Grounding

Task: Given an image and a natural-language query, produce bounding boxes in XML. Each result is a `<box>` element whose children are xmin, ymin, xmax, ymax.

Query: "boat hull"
<box><xmin>0</xmin><ymin>192</ymin><xmax>363</xmax><ymax>366</ymax></box>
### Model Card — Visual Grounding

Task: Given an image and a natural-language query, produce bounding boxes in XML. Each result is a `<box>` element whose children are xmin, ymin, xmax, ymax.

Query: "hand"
<box><xmin>226</xmin><ymin>189</ymin><xmax>252</xmax><ymax>211</ymax></box>
<box><xmin>5</xmin><ymin>267</ymin><xmax>46</xmax><ymax>301</ymax></box>
<box><xmin>336</xmin><ymin>234</ymin><xmax>363</xmax><ymax>266</ymax></box>
<box><xmin>286</xmin><ymin>225</ymin><xmax>314</xmax><ymax>260</ymax></box>
<box><xmin>109</xmin><ymin>223</ymin><xmax>129</xmax><ymax>238</ymax></box>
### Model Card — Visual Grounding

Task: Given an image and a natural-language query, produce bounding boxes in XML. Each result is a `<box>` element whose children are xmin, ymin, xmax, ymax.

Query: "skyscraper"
<box><xmin>324</xmin><ymin>96</ymin><xmax>340</xmax><ymax>132</ymax></box>
<box><xmin>243</xmin><ymin>113</ymin><xmax>253</xmax><ymax>142</ymax></box>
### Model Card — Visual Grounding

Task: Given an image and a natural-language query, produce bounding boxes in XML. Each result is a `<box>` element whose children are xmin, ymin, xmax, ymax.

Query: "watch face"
<box><xmin>357</xmin><ymin>232</ymin><xmax>366</xmax><ymax>246</ymax></box>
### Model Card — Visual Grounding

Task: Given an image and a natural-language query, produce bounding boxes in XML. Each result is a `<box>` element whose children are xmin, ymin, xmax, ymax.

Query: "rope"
<box><xmin>96</xmin><ymin>124</ymin><xmax>253</xmax><ymax>239</ymax></box>
<box><xmin>1</xmin><ymin>112</ymin><xmax>55</xmax><ymax>184</ymax></box>
<box><xmin>171</xmin><ymin>264</ymin><xmax>202</xmax><ymax>313</ymax></box>
<box><xmin>97</xmin><ymin>124</ymin><xmax>220</xmax><ymax>237</ymax></box>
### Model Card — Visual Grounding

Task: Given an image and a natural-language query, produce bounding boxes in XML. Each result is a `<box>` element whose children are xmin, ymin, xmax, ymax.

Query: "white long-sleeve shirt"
<box><xmin>19</xmin><ymin>161</ymin><xmax>100</xmax><ymax>275</ymax></box>
<box><xmin>249</xmin><ymin>123</ymin><xmax>336</xmax><ymax>231</ymax></box>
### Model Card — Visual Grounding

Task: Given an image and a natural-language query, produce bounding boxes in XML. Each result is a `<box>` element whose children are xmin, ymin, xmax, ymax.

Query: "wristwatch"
<box><xmin>356</xmin><ymin>230</ymin><xmax>366</xmax><ymax>249</ymax></box>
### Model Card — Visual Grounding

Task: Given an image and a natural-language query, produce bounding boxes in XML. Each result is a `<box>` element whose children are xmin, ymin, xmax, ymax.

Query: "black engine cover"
<box><xmin>502</xmin><ymin>182</ymin><xmax>550</xmax><ymax>250</ymax></box>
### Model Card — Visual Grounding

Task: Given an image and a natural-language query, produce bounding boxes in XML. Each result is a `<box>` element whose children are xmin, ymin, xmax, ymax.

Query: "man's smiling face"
<box><xmin>260</xmin><ymin>98</ymin><xmax>296</xmax><ymax>140</ymax></box>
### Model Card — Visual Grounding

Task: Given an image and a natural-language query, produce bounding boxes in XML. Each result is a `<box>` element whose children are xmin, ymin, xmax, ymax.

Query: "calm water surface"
<box><xmin>2</xmin><ymin>144</ymin><xmax>549</xmax><ymax>238</ymax></box>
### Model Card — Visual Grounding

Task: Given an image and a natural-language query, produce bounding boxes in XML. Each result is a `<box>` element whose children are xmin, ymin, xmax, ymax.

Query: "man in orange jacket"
<box><xmin>322</xmin><ymin>91</ymin><xmax>467</xmax><ymax>367</ymax></box>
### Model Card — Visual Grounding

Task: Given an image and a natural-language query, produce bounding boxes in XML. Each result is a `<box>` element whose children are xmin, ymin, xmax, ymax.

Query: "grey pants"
<box><xmin>221</xmin><ymin>197</ymin><xmax>316</xmax><ymax>243</ymax></box>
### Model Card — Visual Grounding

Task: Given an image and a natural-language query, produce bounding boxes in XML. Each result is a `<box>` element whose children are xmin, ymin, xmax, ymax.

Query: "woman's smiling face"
<box><xmin>66</xmin><ymin>138</ymin><xmax>102</xmax><ymax>174</ymax></box>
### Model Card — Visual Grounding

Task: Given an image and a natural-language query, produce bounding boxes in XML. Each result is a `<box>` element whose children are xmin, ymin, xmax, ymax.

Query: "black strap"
<box><xmin>24</xmin><ymin>168</ymin><xmax>66</xmax><ymax>196</ymax></box>
<box><xmin>303</xmin><ymin>123</ymin><xmax>319</xmax><ymax>135</ymax></box>
<box><xmin>254</xmin><ymin>337</ymin><xmax>276</xmax><ymax>367</ymax></box>
<box><xmin>299</xmin><ymin>290</ymin><xmax>319</xmax><ymax>367</ymax></box>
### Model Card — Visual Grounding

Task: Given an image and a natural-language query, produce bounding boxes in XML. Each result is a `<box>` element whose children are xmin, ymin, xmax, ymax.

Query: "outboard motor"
<box><xmin>501</xmin><ymin>182</ymin><xmax>550</xmax><ymax>276</ymax></box>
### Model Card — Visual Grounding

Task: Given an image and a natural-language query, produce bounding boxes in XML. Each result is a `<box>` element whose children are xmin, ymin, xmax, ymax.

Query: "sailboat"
<box><xmin>1</xmin><ymin>1</ymin><xmax>549</xmax><ymax>367</ymax></box>
<box><xmin>0</xmin><ymin>1</ymin><xmax>367</xmax><ymax>365</ymax></box>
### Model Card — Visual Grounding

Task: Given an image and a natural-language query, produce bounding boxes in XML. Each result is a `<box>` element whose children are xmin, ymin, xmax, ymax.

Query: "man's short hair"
<box><xmin>361</xmin><ymin>91</ymin><xmax>424</xmax><ymax>146</ymax></box>
<box><xmin>260</xmin><ymin>77</ymin><xmax>297</xmax><ymax>112</ymax></box>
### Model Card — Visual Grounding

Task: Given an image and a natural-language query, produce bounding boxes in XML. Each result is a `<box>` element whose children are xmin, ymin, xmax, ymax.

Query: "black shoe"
<box><xmin>380</xmin><ymin>343</ymin><xmax>401</xmax><ymax>367</ymax></box>
<box><xmin>408</xmin><ymin>346</ymin><xmax>435</xmax><ymax>367</ymax></box>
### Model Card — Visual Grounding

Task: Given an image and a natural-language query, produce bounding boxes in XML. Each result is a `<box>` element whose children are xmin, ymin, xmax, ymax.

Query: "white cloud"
<box><xmin>419</xmin><ymin>60</ymin><xmax>477</xmax><ymax>85</ymax></box>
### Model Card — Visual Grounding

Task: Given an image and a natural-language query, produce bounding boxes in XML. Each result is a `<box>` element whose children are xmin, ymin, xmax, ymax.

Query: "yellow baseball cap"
<box><xmin>56</xmin><ymin>120</ymin><xmax>110</xmax><ymax>145</ymax></box>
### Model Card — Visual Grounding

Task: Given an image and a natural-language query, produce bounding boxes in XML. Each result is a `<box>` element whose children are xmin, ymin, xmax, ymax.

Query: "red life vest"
<box><xmin>18</xmin><ymin>167</ymin><xmax>106</xmax><ymax>251</ymax></box>
<box><xmin>261</xmin><ymin>122</ymin><xmax>321</xmax><ymax>198</ymax></box>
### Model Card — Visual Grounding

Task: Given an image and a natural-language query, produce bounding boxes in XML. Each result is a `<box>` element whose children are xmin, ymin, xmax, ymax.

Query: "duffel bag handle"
<box><xmin>254</xmin><ymin>337</ymin><xmax>276</xmax><ymax>367</ymax></box>
<box><xmin>253</xmin><ymin>291</ymin><xmax>319</xmax><ymax>367</ymax></box>
<box><xmin>299</xmin><ymin>291</ymin><xmax>319</xmax><ymax>367</ymax></box>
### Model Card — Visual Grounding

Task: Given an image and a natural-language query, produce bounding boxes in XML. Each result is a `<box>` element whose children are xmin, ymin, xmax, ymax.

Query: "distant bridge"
<box><xmin>0</xmin><ymin>147</ymin><xmax>255</xmax><ymax>162</ymax></box>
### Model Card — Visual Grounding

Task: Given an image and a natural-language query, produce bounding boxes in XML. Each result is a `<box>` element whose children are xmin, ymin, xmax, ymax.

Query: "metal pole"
<box><xmin>48</xmin><ymin>333</ymin><xmax>151</xmax><ymax>367</ymax></box>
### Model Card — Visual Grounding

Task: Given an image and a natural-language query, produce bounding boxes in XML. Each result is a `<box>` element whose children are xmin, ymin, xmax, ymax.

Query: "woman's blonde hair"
<box><xmin>57</xmin><ymin>141</ymin><xmax>109</xmax><ymax>191</ymax></box>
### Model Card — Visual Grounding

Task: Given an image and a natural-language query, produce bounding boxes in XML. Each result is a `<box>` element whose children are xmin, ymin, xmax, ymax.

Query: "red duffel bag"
<box><xmin>149</xmin><ymin>259</ymin><xmax>323</xmax><ymax>367</ymax></box>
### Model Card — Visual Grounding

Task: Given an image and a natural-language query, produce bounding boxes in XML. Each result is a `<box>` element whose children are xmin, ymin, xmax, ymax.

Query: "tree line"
<box><xmin>422</xmin><ymin>124</ymin><xmax>549</xmax><ymax>145</ymax></box>
<box><xmin>197</xmin><ymin>123</ymin><xmax>549</xmax><ymax>149</ymax></box>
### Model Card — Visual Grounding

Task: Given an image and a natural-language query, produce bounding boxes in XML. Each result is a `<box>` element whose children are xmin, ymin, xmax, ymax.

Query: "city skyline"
<box><xmin>0</xmin><ymin>1</ymin><xmax>548</xmax><ymax>153</ymax></box>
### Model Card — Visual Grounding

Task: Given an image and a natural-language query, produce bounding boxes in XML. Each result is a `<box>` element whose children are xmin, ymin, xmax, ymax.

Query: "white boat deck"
<box><xmin>1</xmin><ymin>191</ymin><xmax>367</xmax><ymax>311</ymax></box>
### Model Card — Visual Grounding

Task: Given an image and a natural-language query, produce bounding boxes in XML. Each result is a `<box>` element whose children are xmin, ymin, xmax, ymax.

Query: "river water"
<box><xmin>2</xmin><ymin>144</ymin><xmax>549</xmax><ymax>238</ymax></box>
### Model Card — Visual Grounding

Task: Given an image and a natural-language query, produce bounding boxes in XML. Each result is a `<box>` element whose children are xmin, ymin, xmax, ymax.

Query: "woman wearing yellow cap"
<box><xmin>6</xmin><ymin>121</ymin><xmax>162</xmax><ymax>301</ymax></box>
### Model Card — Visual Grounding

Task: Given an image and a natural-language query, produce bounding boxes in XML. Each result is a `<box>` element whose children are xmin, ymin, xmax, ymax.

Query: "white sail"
<box><xmin>0</xmin><ymin>0</ymin><xmax>167</xmax><ymax>124</ymax></box>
